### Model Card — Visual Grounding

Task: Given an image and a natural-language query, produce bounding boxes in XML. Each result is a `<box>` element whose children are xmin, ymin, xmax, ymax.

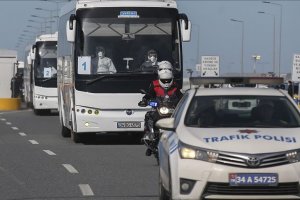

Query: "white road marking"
<box><xmin>18</xmin><ymin>132</ymin><xmax>27</xmax><ymax>136</ymax></box>
<box><xmin>28</xmin><ymin>140</ymin><xmax>39</xmax><ymax>144</ymax></box>
<box><xmin>79</xmin><ymin>184</ymin><xmax>94</xmax><ymax>196</ymax></box>
<box><xmin>6</xmin><ymin>122</ymin><xmax>11</xmax><ymax>125</ymax></box>
<box><xmin>0</xmin><ymin>118</ymin><xmax>6</xmax><ymax>121</ymax></box>
<box><xmin>11</xmin><ymin>127</ymin><xmax>19</xmax><ymax>130</ymax></box>
<box><xmin>43</xmin><ymin>150</ymin><xmax>56</xmax><ymax>156</ymax></box>
<box><xmin>62</xmin><ymin>164</ymin><xmax>79</xmax><ymax>174</ymax></box>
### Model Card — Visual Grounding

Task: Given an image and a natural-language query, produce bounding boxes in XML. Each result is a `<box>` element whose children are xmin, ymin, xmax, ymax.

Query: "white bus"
<box><xmin>58</xmin><ymin>0</ymin><xmax>191</xmax><ymax>142</ymax></box>
<box><xmin>24</xmin><ymin>46</ymin><xmax>33</xmax><ymax>108</ymax></box>
<box><xmin>29</xmin><ymin>33</ymin><xmax>58</xmax><ymax>115</ymax></box>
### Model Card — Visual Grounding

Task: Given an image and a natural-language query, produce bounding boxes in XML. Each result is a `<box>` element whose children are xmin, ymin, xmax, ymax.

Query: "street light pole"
<box><xmin>31</xmin><ymin>14</ymin><xmax>56</xmax><ymax>35</ymax></box>
<box><xmin>263</xmin><ymin>1</ymin><xmax>282</xmax><ymax>76</ymax></box>
<box><xmin>258</xmin><ymin>11</ymin><xmax>276</xmax><ymax>76</ymax></box>
<box><xmin>40</xmin><ymin>0</ymin><xmax>72</xmax><ymax>29</ymax></box>
<box><xmin>252</xmin><ymin>55</ymin><xmax>261</xmax><ymax>74</ymax></box>
<box><xmin>192</xmin><ymin>24</ymin><xmax>200</xmax><ymax>65</ymax></box>
<box><xmin>186</xmin><ymin>69</ymin><xmax>194</xmax><ymax>89</ymax></box>
<box><xmin>35</xmin><ymin>7</ymin><xmax>58</xmax><ymax>33</ymax></box>
<box><xmin>230</xmin><ymin>18</ymin><xmax>244</xmax><ymax>76</ymax></box>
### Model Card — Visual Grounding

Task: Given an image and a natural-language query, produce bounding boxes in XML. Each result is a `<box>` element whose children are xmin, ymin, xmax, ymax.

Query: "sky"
<box><xmin>0</xmin><ymin>0</ymin><xmax>299</xmax><ymax>77</ymax></box>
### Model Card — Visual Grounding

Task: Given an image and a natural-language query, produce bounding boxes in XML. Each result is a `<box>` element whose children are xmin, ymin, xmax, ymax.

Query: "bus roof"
<box><xmin>60</xmin><ymin>0</ymin><xmax>177</xmax><ymax>17</ymax></box>
<box><xmin>35</xmin><ymin>32</ymin><xmax>58</xmax><ymax>42</ymax></box>
<box><xmin>77</xmin><ymin>0</ymin><xmax>176</xmax><ymax>8</ymax></box>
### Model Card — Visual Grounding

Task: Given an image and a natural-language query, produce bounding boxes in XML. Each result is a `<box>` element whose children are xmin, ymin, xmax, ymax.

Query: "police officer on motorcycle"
<box><xmin>138</xmin><ymin>61</ymin><xmax>183</xmax><ymax>156</ymax></box>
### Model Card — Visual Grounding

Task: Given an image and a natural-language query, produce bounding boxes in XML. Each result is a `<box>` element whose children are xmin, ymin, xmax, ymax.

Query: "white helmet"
<box><xmin>158</xmin><ymin>61</ymin><xmax>174</xmax><ymax>89</ymax></box>
<box><xmin>158</xmin><ymin>61</ymin><xmax>173</xmax><ymax>76</ymax></box>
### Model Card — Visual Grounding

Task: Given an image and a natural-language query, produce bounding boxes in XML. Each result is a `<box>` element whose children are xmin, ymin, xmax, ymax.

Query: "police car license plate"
<box><xmin>117</xmin><ymin>122</ymin><xmax>141</xmax><ymax>128</ymax></box>
<box><xmin>229</xmin><ymin>173</ymin><xmax>278</xmax><ymax>186</ymax></box>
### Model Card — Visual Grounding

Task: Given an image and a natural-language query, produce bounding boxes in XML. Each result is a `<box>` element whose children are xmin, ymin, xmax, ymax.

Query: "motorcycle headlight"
<box><xmin>179</xmin><ymin>142</ymin><xmax>218</xmax><ymax>163</ymax></box>
<box><xmin>159</xmin><ymin>107</ymin><xmax>169</xmax><ymax>115</ymax></box>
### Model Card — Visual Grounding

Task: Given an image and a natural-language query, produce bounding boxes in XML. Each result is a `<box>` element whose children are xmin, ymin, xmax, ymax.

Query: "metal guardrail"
<box><xmin>189</xmin><ymin>77</ymin><xmax>284</xmax><ymax>86</ymax></box>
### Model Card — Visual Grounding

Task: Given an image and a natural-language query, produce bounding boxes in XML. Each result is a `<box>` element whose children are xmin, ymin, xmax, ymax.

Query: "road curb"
<box><xmin>0</xmin><ymin>98</ymin><xmax>21</xmax><ymax>110</ymax></box>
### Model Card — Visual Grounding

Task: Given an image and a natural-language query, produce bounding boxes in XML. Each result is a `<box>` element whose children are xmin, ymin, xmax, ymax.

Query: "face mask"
<box><xmin>149</xmin><ymin>56</ymin><xmax>157</xmax><ymax>63</ymax></box>
<box><xmin>98</xmin><ymin>52</ymin><xmax>104</xmax><ymax>58</ymax></box>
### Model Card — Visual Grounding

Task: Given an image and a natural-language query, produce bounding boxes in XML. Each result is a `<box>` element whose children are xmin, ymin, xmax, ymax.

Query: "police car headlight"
<box><xmin>179</xmin><ymin>142</ymin><xmax>219</xmax><ymax>162</ymax></box>
<box><xmin>180</xmin><ymin>147</ymin><xmax>197</xmax><ymax>159</ymax></box>
<box><xmin>286</xmin><ymin>150</ymin><xmax>300</xmax><ymax>163</ymax></box>
<box><xmin>159</xmin><ymin>107</ymin><xmax>169</xmax><ymax>115</ymax></box>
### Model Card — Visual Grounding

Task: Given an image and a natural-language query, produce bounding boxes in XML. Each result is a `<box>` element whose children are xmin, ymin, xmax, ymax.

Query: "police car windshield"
<box><xmin>184</xmin><ymin>96</ymin><xmax>300</xmax><ymax>128</ymax></box>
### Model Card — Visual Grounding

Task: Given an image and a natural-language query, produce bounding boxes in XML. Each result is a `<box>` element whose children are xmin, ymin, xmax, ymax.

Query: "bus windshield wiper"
<box><xmin>41</xmin><ymin>77</ymin><xmax>56</xmax><ymax>82</ymax></box>
<box><xmin>86</xmin><ymin>73</ymin><xmax>151</xmax><ymax>85</ymax></box>
<box><xmin>86</xmin><ymin>75</ymin><xmax>112</xmax><ymax>85</ymax></box>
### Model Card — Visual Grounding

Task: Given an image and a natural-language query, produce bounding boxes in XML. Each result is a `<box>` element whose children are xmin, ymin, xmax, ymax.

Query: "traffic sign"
<box><xmin>292</xmin><ymin>54</ymin><xmax>300</xmax><ymax>82</ymax></box>
<box><xmin>201</xmin><ymin>56</ymin><xmax>219</xmax><ymax>77</ymax></box>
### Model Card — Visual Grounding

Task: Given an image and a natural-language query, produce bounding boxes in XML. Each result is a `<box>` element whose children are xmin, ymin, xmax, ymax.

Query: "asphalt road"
<box><xmin>0</xmin><ymin>109</ymin><xmax>158</xmax><ymax>200</ymax></box>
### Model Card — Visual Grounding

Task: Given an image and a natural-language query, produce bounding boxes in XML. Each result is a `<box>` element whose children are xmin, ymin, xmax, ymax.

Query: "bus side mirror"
<box><xmin>179</xmin><ymin>13</ymin><xmax>191</xmax><ymax>42</ymax></box>
<box><xmin>30</xmin><ymin>47</ymin><xmax>36</xmax><ymax>60</ymax></box>
<box><xmin>66</xmin><ymin>14</ymin><xmax>76</xmax><ymax>42</ymax></box>
<box><xmin>27</xmin><ymin>55</ymin><xmax>32</xmax><ymax>65</ymax></box>
<box><xmin>181</xmin><ymin>20</ymin><xmax>191</xmax><ymax>42</ymax></box>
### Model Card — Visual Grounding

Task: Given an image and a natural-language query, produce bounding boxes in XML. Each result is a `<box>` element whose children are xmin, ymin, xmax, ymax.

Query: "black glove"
<box><xmin>138</xmin><ymin>100</ymin><xmax>147</xmax><ymax>107</ymax></box>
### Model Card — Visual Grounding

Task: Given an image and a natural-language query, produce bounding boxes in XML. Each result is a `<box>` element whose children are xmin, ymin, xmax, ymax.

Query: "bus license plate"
<box><xmin>117</xmin><ymin>122</ymin><xmax>141</xmax><ymax>128</ymax></box>
<box><xmin>229</xmin><ymin>173</ymin><xmax>278</xmax><ymax>186</ymax></box>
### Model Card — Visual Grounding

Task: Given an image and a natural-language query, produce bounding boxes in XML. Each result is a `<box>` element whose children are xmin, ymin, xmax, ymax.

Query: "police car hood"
<box><xmin>178</xmin><ymin>127</ymin><xmax>300</xmax><ymax>154</ymax></box>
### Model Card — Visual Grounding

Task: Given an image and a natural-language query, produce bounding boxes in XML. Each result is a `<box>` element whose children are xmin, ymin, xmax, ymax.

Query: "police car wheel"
<box><xmin>159</xmin><ymin>172</ymin><xmax>170</xmax><ymax>200</ymax></box>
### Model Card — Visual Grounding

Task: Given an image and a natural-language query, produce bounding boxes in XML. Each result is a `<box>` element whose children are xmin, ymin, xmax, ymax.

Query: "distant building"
<box><xmin>0</xmin><ymin>49</ymin><xmax>17</xmax><ymax>98</ymax></box>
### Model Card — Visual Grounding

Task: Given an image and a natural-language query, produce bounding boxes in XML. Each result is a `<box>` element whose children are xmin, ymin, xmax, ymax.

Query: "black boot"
<box><xmin>145</xmin><ymin>148</ymin><xmax>152</xmax><ymax>156</ymax></box>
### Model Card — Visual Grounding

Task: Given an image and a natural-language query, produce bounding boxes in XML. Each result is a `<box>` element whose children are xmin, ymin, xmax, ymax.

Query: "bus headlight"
<box><xmin>76</xmin><ymin>106</ymin><xmax>100</xmax><ymax>116</ymax></box>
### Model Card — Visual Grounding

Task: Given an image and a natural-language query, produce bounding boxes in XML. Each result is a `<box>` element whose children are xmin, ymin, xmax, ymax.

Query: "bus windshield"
<box><xmin>34</xmin><ymin>41</ymin><xmax>57</xmax><ymax>79</ymax></box>
<box><xmin>75</xmin><ymin>8</ymin><xmax>181</xmax><ymax>77</ymax></box>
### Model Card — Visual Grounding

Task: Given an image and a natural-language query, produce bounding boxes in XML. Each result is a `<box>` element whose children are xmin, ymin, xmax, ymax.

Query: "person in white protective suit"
<box><xmin>96</xmin><ymin>46</ymin><xmax>116</xmax><ymax>74</ymax></box>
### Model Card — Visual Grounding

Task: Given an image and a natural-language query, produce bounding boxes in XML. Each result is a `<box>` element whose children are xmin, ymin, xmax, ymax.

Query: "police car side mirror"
<box><xmin>156</xmin><ymin>118</ymin><xmax>176</xmax><ymax>131</ymax></box>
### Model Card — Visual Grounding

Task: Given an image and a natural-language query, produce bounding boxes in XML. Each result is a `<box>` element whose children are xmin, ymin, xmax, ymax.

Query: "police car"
<box><xmin>157</xmin><ymin>77</ymin><xmax>300</xmax><ymax>200</ymax></box>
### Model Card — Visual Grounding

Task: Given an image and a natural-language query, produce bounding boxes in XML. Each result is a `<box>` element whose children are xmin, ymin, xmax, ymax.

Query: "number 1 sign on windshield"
<box><xmin>78</xmin><ymin>56</ymin><xmax>91</xmax><ymax>75</ymax></box>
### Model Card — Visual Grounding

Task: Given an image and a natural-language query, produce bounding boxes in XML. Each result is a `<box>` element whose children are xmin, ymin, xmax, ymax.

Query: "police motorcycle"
<box><xmin>138</xmin><ymin>89</ymin><xmax>176</xmax><ymax>162</ymax></box>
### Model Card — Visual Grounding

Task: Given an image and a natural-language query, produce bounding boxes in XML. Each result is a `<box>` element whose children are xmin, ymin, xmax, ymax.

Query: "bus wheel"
<box><xmin>71</xmin><ymin>129</ymin><xmax>81</xmax><ymax>143</ymax></box>
<box><xmin>34</xmin><ymin>109</ymin><xmax>42</xmax><ymax>115</ymax></box>
<box><xmin>61</xmin><ymin>124</ymin><xmax>71</xmax><ymax>137</ymax></box>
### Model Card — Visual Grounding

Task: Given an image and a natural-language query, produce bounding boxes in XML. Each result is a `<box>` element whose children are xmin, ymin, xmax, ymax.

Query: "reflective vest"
<box><xmin>153</xmin><ymin>80</ymin><xmax>178</xmax><ymax>97</ymax></box>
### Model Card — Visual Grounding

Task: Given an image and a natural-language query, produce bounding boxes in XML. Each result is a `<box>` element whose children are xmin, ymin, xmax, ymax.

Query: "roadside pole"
<box><xmin>292</xmin><ymin>54</ymin><xmax>300</xmax><ymax>107</ymax></box>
